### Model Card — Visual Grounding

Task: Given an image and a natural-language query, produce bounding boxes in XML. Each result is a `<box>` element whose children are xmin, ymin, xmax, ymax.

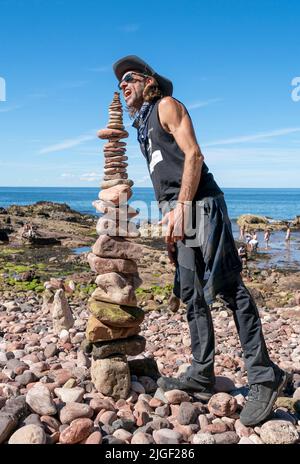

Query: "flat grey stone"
<box><xmin>1</xmin><ymin>396</ymin><xmax>29</xmax><ymax>421</ymax></box>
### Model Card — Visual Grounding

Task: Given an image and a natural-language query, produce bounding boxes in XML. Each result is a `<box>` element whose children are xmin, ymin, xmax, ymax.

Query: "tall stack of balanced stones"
<box><xmin>82</xmin><ymin>92</ymin><xmax>146</xmax><ymax>400</ymax></box>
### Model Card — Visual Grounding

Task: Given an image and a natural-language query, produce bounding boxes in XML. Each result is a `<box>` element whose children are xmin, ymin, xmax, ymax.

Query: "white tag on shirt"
<box><xmin>149</xmin><ymin>150</ymin><xmax>163</xmax><ymax>174</ymax></box>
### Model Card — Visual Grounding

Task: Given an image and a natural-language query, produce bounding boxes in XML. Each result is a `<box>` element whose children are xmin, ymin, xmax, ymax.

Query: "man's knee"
<box><xmin>180</xmin><ymin>282</ymin><xmax>195</xmax><ymax>304</ymax></box>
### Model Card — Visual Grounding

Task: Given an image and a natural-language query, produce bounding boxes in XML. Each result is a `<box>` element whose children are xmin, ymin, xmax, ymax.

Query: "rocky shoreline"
<box><xmin>237</xmin><ymin>213</ymin><xmax>300</xmax><ymax>232</ymax></box>
<box><xmin>0</xmin><ymin>202</ymin><xmax>300</xmax><ymax>444</ymax></box>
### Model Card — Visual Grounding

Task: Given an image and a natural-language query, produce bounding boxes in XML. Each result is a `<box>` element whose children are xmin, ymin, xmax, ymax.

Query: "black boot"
<box><xmin>157</xmin><ymin>374</ymin><xmax>214</xmax><ymax>401</ymax></box>
<box><xmin>240</xmin><ymin>369</ymin><xmax>291</xmax><ymax>426</ymax></box>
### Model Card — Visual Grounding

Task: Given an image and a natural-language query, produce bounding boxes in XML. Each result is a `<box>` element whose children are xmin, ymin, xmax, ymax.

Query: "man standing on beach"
<box><xmin>285</xmin><ymin>224</ymin><xmax>291</xmax><ymax>243</ymax></box>
<box><xmin>112</xmin><ymin>55</ymin><xmax>288</xmax><ymax>427</ymax></box>
<box><xmin>264</xmin><ymin>229</ymin><xmax>271</xmax><ymax>249</ymax></box>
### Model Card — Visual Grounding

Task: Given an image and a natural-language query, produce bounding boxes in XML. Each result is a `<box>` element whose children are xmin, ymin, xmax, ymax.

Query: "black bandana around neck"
<box><xmin>132</xmin><ymin>99</ymin><xmax>157</xmax><ymax>147</ymax></box>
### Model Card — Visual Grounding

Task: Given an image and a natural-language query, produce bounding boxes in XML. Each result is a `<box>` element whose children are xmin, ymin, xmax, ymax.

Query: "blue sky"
<box><xmin>0</xmin><ymin>0</ymin><xmax>299</xmax><ymax>188</ymax></box>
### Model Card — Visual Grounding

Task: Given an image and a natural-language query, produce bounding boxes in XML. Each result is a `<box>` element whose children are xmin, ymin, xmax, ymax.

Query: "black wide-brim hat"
<box><xmin>113</xmin><ymin>55</ymin><xmax>173</xmax><ymax>96</ymax></box>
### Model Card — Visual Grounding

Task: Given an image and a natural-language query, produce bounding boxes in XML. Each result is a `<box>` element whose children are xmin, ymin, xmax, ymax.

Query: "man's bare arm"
<box><xmin>158</xmin><ymin>97</ymin><xmax>204</xmax><ymax>203</ymax></box>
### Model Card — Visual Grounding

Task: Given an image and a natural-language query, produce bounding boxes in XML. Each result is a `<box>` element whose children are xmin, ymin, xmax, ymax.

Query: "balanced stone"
<box><xmin>105</xmin><ymin>164</ymin><xmax>128</xmax><ymax>171</ymax></box>
<box><xmin>108</xmin><ymin>119</ymin><xmax>123</xmax><ymax>124</ymax></box>
<box><xmin>104</xmin><ymin>173</ymin><xmax>128</xmax><ymax>181</ymax></box>
<box><xmin>104</xmin><ymin>168</ymin><xmax>127</xmax><ymax>175</ymax></box>
<box><xmin>91</xmin><ymin>335</ymin><xmax>146</xmax><ymax>359</ymax></box>
<box><xmin>96</xmin><ymin>217</ymin><xmax>140</xmax><ymax>237</ymax></box>
<box><xmin>92</xmin><ymin>235</ymin><xmax>143</xmax><ymax>260</ymax></box>
<box><xmin>88</xmin><ymin>253</ymin><xmax>137</xmax><ymax>274</ymax></box>
<box><xmin>107</xmin><ymin>123</ymin><xmax>123</xmax><ymax>128</ymax></box>
<box><xmin>105</xmin><ymin>160</ymin><xmax>128</xmax><ymax>167</ymax></box>
<box><xmin>104</xmin><ymin>148</ymin><xmax>123</xmax><ymax>153</ymax></box>
<box><xmin>105</xmin><ymin>154</ymin><xmax>127</xmax><ymax>161</ymax></box>
<box><xmin>101</xmin><ymin>179</ymin><xmax>133</xmax><ymax>189</ymax></box>
<box><xmin>98</xmin><ymin>128</ymin><xmax>129</xmax><ymax>140</ymax></box>
<box><xmin>91</xmin><ymin>355</ymin><xmax>131</xmax><ymax>400</ymax></box>
<box><xmin>92</xmin><ymin>201</ymin><xmax>138</xmax><ymax>219</ymax></box>
<box><xmin>107</xmin><ymin>124</ymin><xmax>125</xmax><ymax>130</ymax></box>
<box><xmin>104</xmin><ymin>141</ymin><xmax>126</xmax><ymax>149</ymax></box>
<box><xmin>109</xmin><ymin>111</ymin><xmax>122</xmax><ymax>117</ymax></box>
<box><xmin>95</xmin><ymin>217</ymin><xmax>122</xmax><ymax>236</ymax></box>
<box><xmin>110</xmin><ymin>103</ymin><xmax>122</xmax><ymax>110</ymax></box>
<box><xmin>104</xmin><ymin>152</ymin><xmax>127</xmax><ymax>158</ymax></box>
<box><xmin>95</xmin><ymin>272</ymin><xmax>142</xmax><ymax>290</ymax></box>
<box><xmin>86</xmin><ymin>90</ymin><xmax>145</xmax><ymax>399</ymax></box>
<box><xmin>91</xmin><ymin>284</ymin><xmax>137</xmax><ymax>306</ymax></box>
<box><xmin>104</xmin><ymin>145</ymin><xmax>126</xmax><ymax>151</ymax></box>
<box><xmin>86</xmin><ymin>315</ymin><xmax>140</xmax><ymax>342</ymax></box>
<box><xmin>88</xmin><ymin>299</ymin><xmax>144</xmax><ymax>326</ymax></box>
<box><xmin>99</xmin><ymin>184</ymin><xmax>132</xmax><ymax>204</ymax></box>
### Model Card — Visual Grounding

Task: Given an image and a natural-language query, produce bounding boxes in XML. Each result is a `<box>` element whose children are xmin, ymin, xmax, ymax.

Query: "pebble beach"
<box><xmin>0</xmin><ymin>202</ymin><xmax>300</xmax><ymax>445</ymax></box>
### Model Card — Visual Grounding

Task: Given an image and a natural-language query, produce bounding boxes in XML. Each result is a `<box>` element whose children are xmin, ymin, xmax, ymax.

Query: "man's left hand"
<box><xmin>159</xmin><ymin>203</ymin><xmax>185</xmax><ymax>243</ymax></box>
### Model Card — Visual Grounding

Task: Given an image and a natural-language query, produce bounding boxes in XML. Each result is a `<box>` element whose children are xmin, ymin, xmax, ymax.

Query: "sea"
<box><xmin>1</xmin><ymin>187</ymin><xmax>299</xmax><ymax>220</ymax></box>
<box><xmin>1</xmin><ymin>187</ymin><xmax>300</xmax><ymax>270</ymax></box>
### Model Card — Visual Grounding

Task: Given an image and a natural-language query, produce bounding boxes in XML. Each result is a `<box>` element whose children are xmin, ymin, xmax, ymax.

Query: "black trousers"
<box><xmin>176</xmin><ymin>241</ymin><xmax>276</xmax><ymax>387</ymax></box>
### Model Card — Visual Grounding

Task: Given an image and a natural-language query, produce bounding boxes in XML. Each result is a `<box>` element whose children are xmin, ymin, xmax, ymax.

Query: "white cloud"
<box><xmin>187</xmin><ymin>98</ymin><xmax>222</xmax><ymax>110</ymax></box>
<box><xmin>61</xmin><ymin>173</ymin><xmax>76</xmax><ymax>178</ymax></box>
<box><xmin>39</xmin><ymin>133</ymin><xmax>96</xmax><ymax>154</ymax></box>
<box><xmin>204</xmin><ymin>127</ymin><xmax>300</xmax><ymax>147</ymax></box>
<box><xmin>135</xmin><ymin>175</ymin><xmax>150</xmax><ymax>185</ymax></box>
<box><xmin>79</xmin><ymin>172</ymin><xmax>102</xmax><ymax>182</ymax></box>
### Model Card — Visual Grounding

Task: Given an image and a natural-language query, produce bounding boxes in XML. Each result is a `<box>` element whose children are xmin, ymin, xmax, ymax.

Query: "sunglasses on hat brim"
<box><xmin>118</xmin><ymin>72</ymin><xmax>149</xmax><ymax>90</ymax></box>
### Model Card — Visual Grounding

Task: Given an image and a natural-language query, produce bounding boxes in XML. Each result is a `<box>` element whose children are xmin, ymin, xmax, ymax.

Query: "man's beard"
<box><xmin>125</xmin><ymin>92</ymin><xmax>144</xmax><ymax>118</ymax></box>
<box><xmin>126</xmin><ymin>101</ymin><xmax>143</xmax><ymax>118</ymax></box>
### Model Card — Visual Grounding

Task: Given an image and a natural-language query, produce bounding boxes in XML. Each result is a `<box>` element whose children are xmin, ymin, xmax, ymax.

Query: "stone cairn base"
<box><xmin>81</xmin><ymin>92</ymin><xmax>146</xmax><ymax>400</ymax></box>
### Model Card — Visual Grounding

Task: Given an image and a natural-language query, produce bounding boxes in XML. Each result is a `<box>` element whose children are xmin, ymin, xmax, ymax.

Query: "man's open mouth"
<box><xmin>124</xmin><ymin>89</ymin><xmax>132</xmax><ymax>98</ymax></box>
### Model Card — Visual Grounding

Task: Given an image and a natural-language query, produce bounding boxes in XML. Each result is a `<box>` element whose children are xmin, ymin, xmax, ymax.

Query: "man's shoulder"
<box><xmin>159</xmin><ymin>96</ymin><xmax>176</xmax><ymax>105</ymax></box>
<box><xmin>158</xmin><ymin>96</ymin><xmax>186</xmax><ymax>118</ymax></box>
<box><xmin>159</xmin><ymin>96</ymin><xmax>185</xmax><ymax>108</ymax></box>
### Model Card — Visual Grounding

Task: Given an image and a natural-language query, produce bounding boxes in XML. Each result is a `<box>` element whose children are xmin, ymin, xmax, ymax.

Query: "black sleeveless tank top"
<box><xmin>137</xmin><ymin>98</ymin><xmax>222</xmax><ymax>205</ymax></box>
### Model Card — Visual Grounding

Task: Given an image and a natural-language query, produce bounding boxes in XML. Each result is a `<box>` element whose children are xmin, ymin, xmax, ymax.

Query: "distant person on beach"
<box><xmin>112</xmin><ymin>55</ymin><xmax>289</xmax><ymax>426</ymax></box>
<box><xmin>245</xmin><ymin>231</ymin><xmax>252</xmax><ymax>246</ymax></box>
<box><xmin>238</xmin><ymin>244</ymin><xmax>248</xmax><ymax>267</ymax></box>
<box><xmin>285</xmin><ymin>225</ymin><xmax>291</xmax><ymax>243</ymax></box>
<box><xmin>249</xmin><ymin>231</ymin><xmax>259</xmax><ymax>252</ymax></box>
<box><xmin>239</xmin><ymin>225</ymin><xmax>246</xmax><ymax>240</ymax></box>
<box><xmin>264</xmin><ymin>229</ymin><xmax>271</xmax><ymax>248</ymax></box>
